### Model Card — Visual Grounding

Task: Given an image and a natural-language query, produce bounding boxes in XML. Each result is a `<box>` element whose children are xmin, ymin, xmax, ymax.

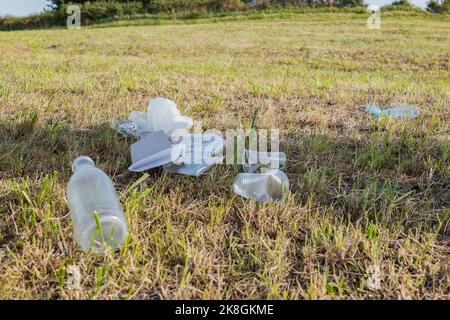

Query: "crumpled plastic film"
<box><xmin>112</xmin><ymin>97</ymin><xmax>193</xmax><ymax>138</ymax></box>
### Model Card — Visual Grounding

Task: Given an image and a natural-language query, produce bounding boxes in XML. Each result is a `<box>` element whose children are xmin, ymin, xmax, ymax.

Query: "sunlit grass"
<box><xmin>0</xmin><ymin>12</ymin><xmax>448</xmax><ymax>299</ymax></box>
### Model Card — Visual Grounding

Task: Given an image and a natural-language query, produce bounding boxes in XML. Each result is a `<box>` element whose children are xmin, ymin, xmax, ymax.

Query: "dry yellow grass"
<box><xmin>0</xmin><ymin>11</ymin><xmax>449</xmax><ymax>299</ymax></box>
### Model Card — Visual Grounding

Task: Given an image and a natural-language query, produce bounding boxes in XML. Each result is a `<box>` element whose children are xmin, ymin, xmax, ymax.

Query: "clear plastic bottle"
<box><xmin>67</xmin><ymin>156</ymin><xmax>128</xmax><ymax>252</ymax></box>
<box><xmin>365</xmin><ymin>103</ymin><xmax>420</xmax><ymax>120</ymax></box>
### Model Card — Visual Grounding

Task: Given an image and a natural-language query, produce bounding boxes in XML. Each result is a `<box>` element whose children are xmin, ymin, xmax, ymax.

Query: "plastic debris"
<box><xmin>112</xmin><ymin>97</ymin><xmax>193</xmax><ymax>138</ymax></box>
<box><xmin>233</xmin><ymin>169</ymin><xmax>290</xmax><ymax>203</ymax></box>
<box><xmin>242</xmin><ymin>149</ymin><xmax>287</xmax><ymax>173</ymax></box>
<box><xmin>163</xmin><ymin>162</ymin><xmax>213</xmax><ymax>177</ymax></box>
<box><xmin>147</xmin><ymin>97</ymin><xmax>193</xmax><ymax>135</ymax></box>
<box><xmin>110</xmin><ymin>97</ymin><xmax>291</xmax><ymax>204</ymax></box>
<box><xmin>67</xmin><ymin>156</ymin><xmax>128</xmax><ymax>252</ymax></box>
<box><xmin>365</xmin><ymin>103</ymin><xmax>420</xmax><ymax>120</ymax></box>
<box><xmin>128</xmin><ymin>111</ymin><xmax>153</xmax><ymax>137</ymax></box>
<box><xmin>110</xmin><ymin>119</ymin><xmax>139</xmax><ymax>137</ymax></box>
<box><xmin>128</xmin><ymin>131</ymin><xmax>184</xmax><ymax>172</ymax></box>
<box><xmin>163</xmin><ymin>133</ymin><xmax>225</xmax><ymax>176</ymax></box>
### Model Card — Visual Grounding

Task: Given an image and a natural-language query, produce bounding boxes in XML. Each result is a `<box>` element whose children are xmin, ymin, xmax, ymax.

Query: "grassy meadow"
<box><xmin>0</xmin><ymin>11</ymin><xmax>449</xmax><ymax>299</ymax></box>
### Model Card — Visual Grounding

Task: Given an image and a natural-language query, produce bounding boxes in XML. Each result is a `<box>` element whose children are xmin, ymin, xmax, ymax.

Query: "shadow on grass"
<box><xmin>0</xmin><ymin>118</ymin><xmax>130</xmax><ymax>181</ymax></box>
<box><xmin>0</xmin><ymin>115</ymin><xmax>241</xmax><ymax>202</ymax></box>
<box><xmin>0</xmin><ymin>114</ymin><xmax>448</xmax><ymax>236</ymax></box>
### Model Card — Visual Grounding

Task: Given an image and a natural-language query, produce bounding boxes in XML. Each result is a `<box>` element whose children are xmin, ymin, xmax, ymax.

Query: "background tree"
<box><xmin>390</xmin><ymin>0</ymin><xmax>413</xmax><ymax>5</ymax></box>
<box><xmin>48</xmin><ymin>0</ymin><xmax>365</xmax><ymax>10</ymax></box>
<box><xmin>426</xmin><ymin>0</ymin><xmax>450</xmax><ymax>12</ymax></box>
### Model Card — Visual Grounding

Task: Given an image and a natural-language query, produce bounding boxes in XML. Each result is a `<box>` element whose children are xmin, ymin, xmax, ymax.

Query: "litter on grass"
<box><xmin>233</xmin><ymin>169</ymin><xmax>290</xmax><ymax>203</ymax></box>
<box><xmin>234</xmin><ymin>148</ymin><xmax>289</xmax><ymax>202</ymax></box>
<box><xmin>112</xmin><ymin>97</ymin><xmax>226</xmax><ymax>176</ymax></box>
<box><xmin>128</xmin><ymin>131</ymin><xmax>184</xmax><ymax>172</ymax></box>
<box><xmin>67</xmin><ymin>156</ymin><xmax>128</xmax><ymax>252</ymax></box>
<box><xmin>110</xmin><ymin>119</ymin><xmax>139</xmax><ymax>137</ymax></box>
<box><xmin>111</xmin><ymin>97</ymin><xmax>290</xmax><ymax>203</ymax></box>
<box><xmin>365</xmin><ymin>103</ymin><xmax>420</xmax><ymax>120</ymax></box>
<box><xmin>128</xmin><ymin>97</ymin><xmax>193</xmax><ymax>136</ymax></box>
<box><xmin>112</xmin><ymin>97</ymin><xmax>193</xmax><ymax>138</ymax></box>
<box><xmin>163</xmin><ymin>133</ymin><xmax>225</xmax><ymax>176</ymax></box>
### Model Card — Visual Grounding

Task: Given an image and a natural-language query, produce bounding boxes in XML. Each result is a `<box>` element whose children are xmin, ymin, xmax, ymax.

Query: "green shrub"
<box><xmin>72</xmin><ymin>1</ymin><xmax>145</xmax><ymax>23</ymax></box>
<box><xmin>390</xmin><ymin>0</ymin><xmax>413</xmax><ymax>6</ymax></box>
<box><xmin>0</xmin><ymin>1</ymin><xmax>146</xmax><ymax>30</ymax></box>
<box><xmin>0</xmin><ymin>0</ymin><xmax>373</xmax><ymax>31</ymax></box>
<box><xmin>0</xmin><ymin>11</ymin><xmax>60</xmax><ymax>30</ymax></box>
<box><xmin>382</xmin><ymin>0</ymin><xmax>423</xmax><ymax>11</ymax></box>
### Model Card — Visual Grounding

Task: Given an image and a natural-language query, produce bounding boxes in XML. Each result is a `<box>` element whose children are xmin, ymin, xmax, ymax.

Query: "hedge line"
<box><xmin>0</xmin><ymin>0</ymin><xmax>442</xmax><ymax>31</ymax></box>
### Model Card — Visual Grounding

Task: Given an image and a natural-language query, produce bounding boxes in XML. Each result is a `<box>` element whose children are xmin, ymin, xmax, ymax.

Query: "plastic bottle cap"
<box><xmin>72</xmin><ymin>156</ymin><xmax>95</xmax><ymax>172</ymax></box>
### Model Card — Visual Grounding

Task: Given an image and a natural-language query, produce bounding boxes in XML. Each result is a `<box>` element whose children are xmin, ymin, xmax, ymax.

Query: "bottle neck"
<box><xmin>72</xmin><ymin>156</ymin><xmax>95</xmax><ymax>173</ymax></box>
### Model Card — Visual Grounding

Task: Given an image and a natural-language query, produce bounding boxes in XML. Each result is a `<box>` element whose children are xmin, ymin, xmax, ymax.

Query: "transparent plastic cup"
<box><xmin>233</xmin><ymin>169</ymin><xmax>290</xmax><ymax>202</ymax></box>
<box><xmin>67</xmin><ymin>156</ymin><xmax>128</xmax><ymax>252</ymax></box>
